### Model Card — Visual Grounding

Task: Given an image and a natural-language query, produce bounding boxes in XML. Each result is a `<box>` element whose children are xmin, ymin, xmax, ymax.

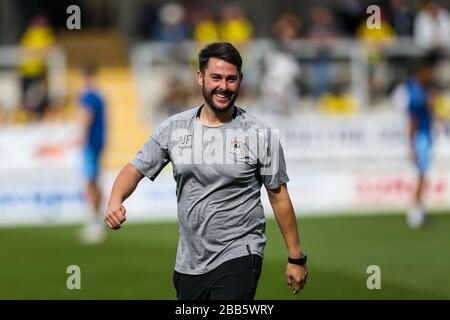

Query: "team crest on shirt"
<box><xmin>230</xmin><ymin>138</ymin><xmax>247</xmax><ymax>157</ymax></box>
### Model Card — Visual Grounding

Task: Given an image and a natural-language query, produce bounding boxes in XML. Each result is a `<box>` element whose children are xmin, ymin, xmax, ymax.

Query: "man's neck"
<box><xmin>200</xmin><ymin>104</ymin><xmax>235</xmax><ymax>127</ymax></box>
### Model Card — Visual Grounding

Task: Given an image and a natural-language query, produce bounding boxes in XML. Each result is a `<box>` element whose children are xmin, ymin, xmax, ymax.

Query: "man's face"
<box><xmin>197</xmin><ymin>57</ymin><xmax>242</xmax><ymax>113</ymax></box>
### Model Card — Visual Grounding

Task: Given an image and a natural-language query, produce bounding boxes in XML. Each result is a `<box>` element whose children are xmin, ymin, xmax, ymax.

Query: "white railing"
<box><xmin>130</xmin><ymin>38</ymin><xmax>450</xmax><ymax>125</ymax></box>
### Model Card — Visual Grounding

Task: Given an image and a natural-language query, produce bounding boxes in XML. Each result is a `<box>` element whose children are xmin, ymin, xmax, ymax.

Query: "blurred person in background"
<box><xmin>388</xmin><ymin>0</ymin><xmax>415</xmax><ymax>37</ymax></box>
<box><xmin>153</xmin><ymin>2</ymin><xmax>191</xmax><ymax>43</ymax></box>
<box><xmin>384</xmin><ymin>0</ymin><xmax>415</xmax><ymax>94</ymax></box>
<box><xmin>335</xmin><ymin>0</ymin><xmax>365</xmax><ymax>36</ymax></box>
<box><xmin>153</xmin><ymin>2</ymin><xmax>192</xmax><ymax>63</ymax></box>
<box><xmin>218</xmin><ymin>4</ymin><xmax>253</xmax><ymax>47</ymax></box>
<box><xmin>78</xmin><ymin>64</ymin><xmax>107</xmax><ymax>244</ymax></box>
<box><xmin>104</xmin><ymin>42</ymin><xmax>308</xmax><ymax>299</ymax></box>
<box><xmin>357</xmin><ymin>6</ymin><xmax>396</xmax><ymax>104</ymax></box>
<box><xmin>153</xmin><ymin>2</ymin><xmax>193</xmax><ymax>117</ymax></box>
<box><xmin>307</xmin><ymin>5</ymin><xmax>340</xmax><ymax>102</ymax></box>
<box><xmin>193</xmin><ymin>9</ymin><xmax>220</xmax><ymax>44</ymax></box>
<box><xmin>405</xmin><ymin>54</ymin><xmax>438</xmax><ymax>229</ymax></box>
<box><xmin>260</xmin><ymin>11</ymin><xmax>302</xmax><ymax>115</ymax></box>
<box><xmin>136</xmin><ymin>0</ymin><xmax>160</xmax><ymax>39</ymax></box>
<box><xmin>18</xmin><ymin>14</ymin><xmax>56</xmax><ymax>120</ymax></box>
<box><xmin>318</xmin><ymin>83</ymin><xmax>358</xmax><ymax>115</ymax></box>
<box><xmin>414</xmin><ymin>0</ymin><xmax>450</xmax><ymax>53</ymax></box>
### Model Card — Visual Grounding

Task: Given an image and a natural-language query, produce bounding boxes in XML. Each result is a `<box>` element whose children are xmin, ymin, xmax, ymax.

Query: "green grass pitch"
<box><xmin>1</xmin><ymin>212</ymin><xmax>449</xmax><ymax>299</ymax></box>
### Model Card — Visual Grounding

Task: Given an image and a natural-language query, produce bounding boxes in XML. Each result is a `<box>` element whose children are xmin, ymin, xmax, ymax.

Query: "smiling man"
<box><xmin>104</xmin><ymin>42</ymin><xmax>308</xmax><ymax>299</ymax></box>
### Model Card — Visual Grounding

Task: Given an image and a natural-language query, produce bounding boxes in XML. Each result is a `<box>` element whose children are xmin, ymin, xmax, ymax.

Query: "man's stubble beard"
<box><xmin>202</xmin><ymin>80</ymin><xmax>240</xmax><ymax>114</ymax></box>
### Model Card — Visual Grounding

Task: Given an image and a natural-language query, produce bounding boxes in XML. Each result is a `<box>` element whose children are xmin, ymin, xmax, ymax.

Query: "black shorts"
<box><xmin>173</xmin><ymin>254</ymin><xmax>263</xmax><ymax>300</ymax></box>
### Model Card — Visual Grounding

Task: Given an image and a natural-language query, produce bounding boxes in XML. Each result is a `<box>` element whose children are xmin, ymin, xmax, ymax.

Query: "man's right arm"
<box><xmin>104</xmin><ymin>163</ymin><xmax>144</xmax><ymax>230</ymax></box>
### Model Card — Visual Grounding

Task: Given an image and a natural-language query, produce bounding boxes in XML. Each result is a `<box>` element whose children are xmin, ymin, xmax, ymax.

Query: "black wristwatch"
<box><xmin>288</xmin><ymin>253</ymin><xmax>307</xmax><ymax>266</ymax></box>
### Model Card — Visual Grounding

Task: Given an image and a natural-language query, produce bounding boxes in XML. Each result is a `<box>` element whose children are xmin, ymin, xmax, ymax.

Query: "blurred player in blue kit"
<box><xmin>406</xmin><ymin>54</ymin><xmax>437</xmax><ymax>228</ymax></box>
<box><xmin>78</xmin><ymin>64</ymin><xmax>107</xmax><ymax>243</ymax></box>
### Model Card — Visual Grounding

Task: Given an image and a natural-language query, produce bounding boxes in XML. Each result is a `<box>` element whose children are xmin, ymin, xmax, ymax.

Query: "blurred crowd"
<box><xmin>136</xmin><ymin>1</ymin><xmax>253</xmax><ymax>46</ymax></box>
<box><xmin>134</xmin><ymin>0</ymin><xmax>450</xmax><ymax>117</ymax></box>
<box><xmin>1</xmin><ymin>0</ymin><xmax>450</xmax><ymax>124</ymax></box>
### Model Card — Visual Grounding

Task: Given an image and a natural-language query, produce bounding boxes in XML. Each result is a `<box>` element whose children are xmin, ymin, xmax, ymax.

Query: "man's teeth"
<box><xmin>215</xmin><ymin>93</ymin><xmax>228</xmax><ymax>98</ymax></box>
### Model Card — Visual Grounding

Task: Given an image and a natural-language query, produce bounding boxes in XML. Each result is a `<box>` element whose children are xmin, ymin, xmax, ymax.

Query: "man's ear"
<box><xmin>196</xmin><ymin>70</ymin><xmax>204</xmax><ymax>86</ymax></box>
<box><xmin>240</xmin><ymin>73</ymin><xmax>244</xmax><ymax>82</ymax></box>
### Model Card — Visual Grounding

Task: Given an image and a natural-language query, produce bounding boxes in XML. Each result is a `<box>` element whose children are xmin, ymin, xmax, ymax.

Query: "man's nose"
<box><xmin>218</xmin><ymin>79</ymin><xmax>227</xmax><ymax>91</ymax></box>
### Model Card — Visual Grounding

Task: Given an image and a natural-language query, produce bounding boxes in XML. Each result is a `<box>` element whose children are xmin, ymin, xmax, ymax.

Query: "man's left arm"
<box><xmin>267</xmin><ymin>183</ymin><xmax>308</xmax><ymax>295</ymax></box>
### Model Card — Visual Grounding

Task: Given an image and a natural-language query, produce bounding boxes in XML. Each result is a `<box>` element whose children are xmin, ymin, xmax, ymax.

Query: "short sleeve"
<box><xmin>257</xmin><ymin>129</ymin><xmax>290</xmax><ymax>190</ymax></box>
<box><xmin>131</xmin><ymin>126</ymin><xmax>171</xmax><ymax>181</ymax></box>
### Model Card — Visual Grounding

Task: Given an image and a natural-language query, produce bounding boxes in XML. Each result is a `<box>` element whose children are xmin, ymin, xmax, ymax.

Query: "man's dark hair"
<box><xmin>198</xmin><ymin>42</ymin><xmax>242</xmax><ymax>74</ymax></box>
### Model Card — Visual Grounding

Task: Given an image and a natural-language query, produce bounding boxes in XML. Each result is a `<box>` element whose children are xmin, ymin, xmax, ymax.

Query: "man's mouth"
<box><xmin>213</xmin><ymin>91</ymin><xmax>231</xmax><ymax>102</ymax></box>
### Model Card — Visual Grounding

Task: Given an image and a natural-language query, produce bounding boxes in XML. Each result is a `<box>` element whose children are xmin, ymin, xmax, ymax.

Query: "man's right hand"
<box><xmin>104</xmin><ymin>202</ymin><xmax>127</xmax><ymax>230</ymax></box>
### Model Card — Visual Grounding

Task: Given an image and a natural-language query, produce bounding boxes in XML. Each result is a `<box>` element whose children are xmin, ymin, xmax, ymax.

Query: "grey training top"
<box><xmin>131</xmin><ymin>106</ymin><xmax>289</xmax><ymax>275</ymax></box>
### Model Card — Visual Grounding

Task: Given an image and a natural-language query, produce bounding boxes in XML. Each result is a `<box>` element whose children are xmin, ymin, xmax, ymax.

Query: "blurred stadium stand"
<box><xmin>59</xmin><ymin>30</ymin><xmax>150</xmax><ymax>170</ymax></box>
<box><xmin>1</xmin><ymin>0</ymin><xmax>450</xmax><ymax>225</ymax></box>
<box><xmin>2</xmin><ymin>2</ymin><xmax>450</xmax><ymax>302</ymax></box>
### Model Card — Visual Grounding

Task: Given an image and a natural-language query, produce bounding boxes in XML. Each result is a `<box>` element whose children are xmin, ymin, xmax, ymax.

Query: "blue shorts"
<box><xmin>82</xmin><ymin>146</ymin><xmax>103</xmax><ymax>181</ymax></box>
<box><xmin>413</xmin><ymin>132</ymin><xmax>432</xmax><ymax>175</ymax></box>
